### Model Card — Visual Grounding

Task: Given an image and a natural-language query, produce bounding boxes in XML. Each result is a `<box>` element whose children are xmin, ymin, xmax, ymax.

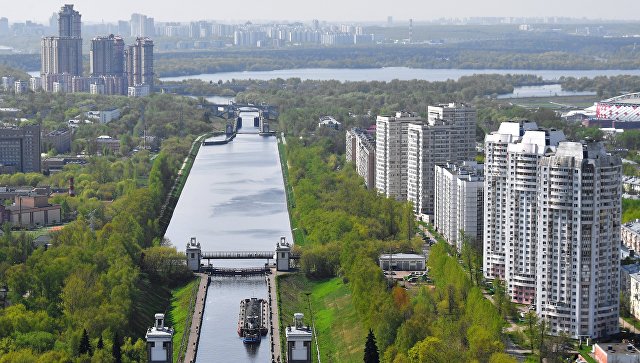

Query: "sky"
<box><xmin>3</xmin><ymin>0</ymin><xmax>640</xmax><ymax>24</ymax></box>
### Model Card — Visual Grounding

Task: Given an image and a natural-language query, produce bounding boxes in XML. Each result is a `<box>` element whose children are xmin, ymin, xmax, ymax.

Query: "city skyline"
<box><xmin>3</xmin><ymin>0</ymin><xmax>640</xmax><ymax>24</ymax></box>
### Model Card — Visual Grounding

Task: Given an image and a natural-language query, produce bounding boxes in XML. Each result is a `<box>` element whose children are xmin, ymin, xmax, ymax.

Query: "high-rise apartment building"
<box><xmin>57</xmin><ymin>4</ymin><xmax>81</xmax><ymax>37</ymax></box>
<box><xmin>41</xmin><ymin>5</ymin><xmax>82</xmax><ymax>91</ymax></box>
<box><xmin>0</xmin><ymin>18</ymin><xmax>9</xmax><ymax>36</ymax></box>
<box><xmin>375</xmin><ymin>112</ymin><xmax>421</xmax><ymax>200</ymax></box>
<box><xmin>483</xmin><ymin>122</ymin><xmax>565</xmax><ymax>304</ymax></box>
<box><xmin>434</xmin><ymin>161</ymin><xmax>484</xmax><ymax>251</ymax></box>
<box><xmin>130</xmin><ymin>13</ymin><xmax>154</xmax><ymax>37</ymax></box>
<box><xmin>126</xmin><ymin>37</ymin><xmax>154</xmax><ymax>88</ymax></box>
<box><xmin>536</xmin><ymin>142</ymin><xmax>621</xmax><ymax>339</ymax></box>
<box><xmin>0</xmin><ymin>125</ymin><xmax>41</xmax><ymax>173</ymax></box>
<box><xmin>483</xmin><ymin>121</ymin><xmax>621</xmax><ymax>339</ymax></box>
<box><xmin>346</xmin><ymin>128</ymin><xmax>376</xmax><ymax>189</ymax></box>
<box><xmin>90</xmin><ymin>34</ymin><xmax>125</xmax><ymax>76</ymax></box>
<box><xmin>407</xmin><ymin>103</ymin><xmax>476</xmax><ymax>216</ymax></box>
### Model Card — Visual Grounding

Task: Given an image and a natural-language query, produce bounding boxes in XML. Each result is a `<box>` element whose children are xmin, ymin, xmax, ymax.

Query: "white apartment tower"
<box><xmin>346</xmin><ymin>128</ymin><xmax>376</xmax><ymax>189</ymax></box>
<box><xmin>407</xmin><ymin>103</ymin><xmax>476</xmax><ymax>216</ymax></box>
<box><xmin>536</xmin><ymin>141</ymin><xmax>621</xmax><ymax>339</ymax></box>
<box><xmin>434</xmin><ymin>161</ymin><xmax>484</xmax><ymax>251</ymax></box>
<box><xmin>483</xmin><ymin>122</ymin><xmax>565</xmax><ymax>305</ymax></box>
<box><xmin>375</xmin><ymin>112</ymin><xmax>421</xmax><ymax>200</ymax></box>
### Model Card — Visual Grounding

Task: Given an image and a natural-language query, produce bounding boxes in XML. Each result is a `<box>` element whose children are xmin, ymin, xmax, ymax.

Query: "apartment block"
<box><xmin>434</xmin><ymin>161</ymin><xmax>484</xmax><ymax>251</ymax></box>
<box><xmin>346</xmin><ymin>128</ymin><xmax>376</xmax><ymax>189</ymax></box>
<box><xmin>0</xmin><ymin>124</ymin><xmax>41</xmax><ymax>173</ymax></box>
<box><xmin>375</xmin><ymin>112</ymin><xmax>421</xmax><ymax>201</ymax></box>
<box><xmin>484</xmin><ymin>122</ymin><xmax>566</xmax><ymax>304</ymax></box>
<box><xmin>536</xmin><ymin>141</ymin><xmax>621</xmax><ymax>339</ymax></box>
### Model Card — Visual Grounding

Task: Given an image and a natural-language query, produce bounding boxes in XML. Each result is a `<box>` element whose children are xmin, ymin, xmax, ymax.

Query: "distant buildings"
<box><xmin>126</xmin><ymin>37</ymin><xmax>155</xmax><ymax>89</ymax></box>
<box><xmin>42</xmin><ymin>129</ymin><xmax>72</xmax><ymax>154</ymax></box>
<box><xmin>345</xmin><ymin>128</ymin><xmax>376</xmax><ymax>189</ymax></box>
<box><xmin>41</xmin><ymin>5</ymin><xmax>83</xmax><ymax>91</ymax></box>
<box><xmin>4</xmin><ymin>194</ymin><xmax>61</xmax><ymax>228</ymax></box>
<box><xmin>0</xmin><ymin>124</ymin><xmax>41</xmax><ymax>173</ymax></box>
<box><xmin>95</xmin><ymin>135</ymin><xmax>120</xmax><ymax>155</ymax></box>
<box><xmin>38</xmin><ymin>5</ymin><xmax>153</xmax><ymax>95</ymax></box>
<box><xmin>318</xmin><ymin>116</ymin><xmax>341</xmax><ymax>130</ymax></box>
<box><xmin>85</xmin><ymin>108</ymin><xmax>121</xmax><ymax>124</ymax></box>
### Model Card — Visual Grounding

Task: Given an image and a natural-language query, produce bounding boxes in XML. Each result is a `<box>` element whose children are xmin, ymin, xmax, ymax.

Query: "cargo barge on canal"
<box><xmin>237</xmin><ymin>298</ymin><xmax>268</xmax><ymax>343</ymax></box>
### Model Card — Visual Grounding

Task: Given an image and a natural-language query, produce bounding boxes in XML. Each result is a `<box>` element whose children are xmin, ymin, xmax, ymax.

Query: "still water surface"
<box><xmin>165</xmin><ymin>117</ymin><xmax>291</xmax><ymax>362</ymax></box>
<box><xmin>159</xmin><ymin>67</ymin><xmax>640</xmax><ymax>83</ymax></box>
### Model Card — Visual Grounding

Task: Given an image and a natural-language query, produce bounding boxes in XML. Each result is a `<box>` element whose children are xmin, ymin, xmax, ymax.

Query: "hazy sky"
<box><xmin>4</xmin><ymin>0</ymin><xmax>640</xmax><ymax>23</ymax></box>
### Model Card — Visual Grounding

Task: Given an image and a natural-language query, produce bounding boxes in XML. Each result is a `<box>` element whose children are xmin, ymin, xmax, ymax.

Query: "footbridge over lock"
<box><xmin>185</xmin><ymin>236</ymin><xmax>299</xmax><ymax>276</ymax></box>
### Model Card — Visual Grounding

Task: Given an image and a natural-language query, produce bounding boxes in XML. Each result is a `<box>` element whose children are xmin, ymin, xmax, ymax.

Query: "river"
<box><xmin>164</xmin><ymin>114</ymin><xmax>292</xmax><ymax>362</ymax></box>
<box><xmin>159</xmin><ymin>67</ymin><xmax>640</xmax><ymax>83</ymax></box>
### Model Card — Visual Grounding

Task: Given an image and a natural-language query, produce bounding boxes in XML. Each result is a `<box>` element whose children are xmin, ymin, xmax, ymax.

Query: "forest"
<box><xmin>0</xmin><ymin>91</ymin><xmax>222</xmax><ymax>362</ymax></box>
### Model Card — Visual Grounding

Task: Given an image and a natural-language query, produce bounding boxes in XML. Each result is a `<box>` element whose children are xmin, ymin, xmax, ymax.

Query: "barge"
<box><xmin>237</xmin><ymin>298</ymin><xmax>268</xmax><ymax>343</ymax></box>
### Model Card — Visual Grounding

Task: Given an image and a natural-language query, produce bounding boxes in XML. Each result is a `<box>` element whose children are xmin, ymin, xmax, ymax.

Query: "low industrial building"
<box><xmin>379</xmin><ymin>253</ymin><xmax>426</xmax><ymax>271</ymax></box>
<box><xmin>317</xmin><ymin>116</ymin><xmax>341</xmax><ymax>130</ymax></box>
<box><xmin>42</xmin><ymin>129</ymin><xmax>72</xmax><ymax>154</ymax></box>
<box><xmin>593</xmin><ymin>343</ymin><xmax>640</xmax><ymax>363</ymax></box>
<box><xmin>85</xmin><ymin>108</ymin><xmax>121</xmax><ymax>123</ymax></box>
<box><xmin>95</xmin><ymin>135</ymin><xmax>120</xmax><ymax>154</ymax></box>
<box><xmin>4</xmin><ymin>194</ymin><xmax>61</xmax><ymax>228</ymax></box>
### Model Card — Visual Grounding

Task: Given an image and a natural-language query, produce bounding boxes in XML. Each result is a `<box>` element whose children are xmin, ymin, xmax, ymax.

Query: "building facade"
<box><xmin>434</xmin><ymin>161</ymin><xmax>484</xmax><ymax>251</ymax></box>
<box><xmin>483</xmin><ymin>122</ymin><xmax>540</xmax><ymax>283</ymax></box>
<box><xmin>622</xmin><ymin>220</ymin><xmax>640</xmax><ymax>253</ymax></box>
<box><xmin>346</xmin><ymin>128</ymin><xmax>376</xmax><ymax>189</ymax></box>
<box><xmin>126</xmin><ymin>37</ymin><xmax>154</xmax><ymax>88</ymax></box>
<box><xmin>90</xmin><ymin>34</ymin><xmax>125</xmax><ymax>77</ymax></box>
<box><xmin>375</xmin><ymin>112</ymin><xmax>421</xmax><ymax>201</ymax></box>
<box><xmin>40</xmin><ymin>5</ymin><xmax>83</xmax><ymax>91</ymax></box>
<box><xmin>536</xmin><ymin>142</ymin><xmax>621</xmax><ymax>339</ymax></box>
<box><xmin>407</xmin><ymin>103</ymin><xmax>476</xmax><ymax>217</ymax></box>
<box><xmin>0</xmin><ymin>124</ymin><xmax>41</xmax><ymax>173</ymax></box>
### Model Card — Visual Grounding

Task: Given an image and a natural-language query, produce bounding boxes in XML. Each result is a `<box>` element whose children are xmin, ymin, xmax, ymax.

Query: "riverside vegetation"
<box><xmin>0</xmin><ymin>90</ymin><xmax>224</xmax><ymax>362</ymax></box>
<box><xmin>0</xmin><ymin>71</ymin><xmax>638</xmax><ymax>361</ymax></box>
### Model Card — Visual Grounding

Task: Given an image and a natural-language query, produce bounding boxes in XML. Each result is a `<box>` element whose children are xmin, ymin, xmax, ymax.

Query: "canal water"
<box><xmin>165</xmin><ymin>114</ymin><xmax>292</xmax><ymax>362</ymax></box>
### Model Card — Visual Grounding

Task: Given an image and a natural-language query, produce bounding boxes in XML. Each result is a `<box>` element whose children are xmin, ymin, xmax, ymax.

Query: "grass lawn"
<box><xmin>578</xmin><ymin>345</ymin><xmax>597</xmax><ymax>363</ymax></box>
<box><xmin>167</xmin><ymin>277</ymin><xmax>200</xmax><ymax>363</ymax></box>
<box><xmin>623</xmin><ymin>316</ymin><xmax>640</xmax><ymax>331</ymax></box>
<box><xmin>278</xmin><ymin>273</ymin><xmax>366</xmax><ymax>362</ymax></box>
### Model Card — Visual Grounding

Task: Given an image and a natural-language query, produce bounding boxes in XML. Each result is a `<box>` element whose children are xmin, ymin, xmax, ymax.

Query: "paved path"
<box><xmin>266</xmin><ymin>268</ymin><xmax>283</xmax><ymax>363</ymax></box>
<box><xmin>621</xmin><ymin>317</ymin><xmax>640</xmax><ymax>334</ymax></box>
<box><xmin>183</xmin><ymin>273</ymin><xmax>209</xmax><ymax>363</ymax></box>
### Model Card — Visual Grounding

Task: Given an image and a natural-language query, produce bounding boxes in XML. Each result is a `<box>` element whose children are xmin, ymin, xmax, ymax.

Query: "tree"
<box><xmin>97</xmin><ymin>335</ymin><xmax>104</xmax><ymax>350</ymax></box>
<box><xmin>79</xmin><ymin>328</ymin><xmax>92</xmax><ymax>356</ymax></box>
<box><xmin>364</xmin><ymin>328</ymin><xmax>380</xmax><ymax>363</ymax></box>
<box><xmin>112</xmin><ymin>332</ymin><xmax>122</xmax><ymax>363</ymax></box>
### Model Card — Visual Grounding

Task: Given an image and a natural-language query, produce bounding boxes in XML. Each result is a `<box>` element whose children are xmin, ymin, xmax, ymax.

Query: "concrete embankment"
<box><xmin>267</xmin><ymin>268</ymin><xmax>283</xmax><ymax>363</ymax></box>
<box><xmin>183</xmin><ymin>273</ymin><xmax>210</xmax><ymax>363</ymax></box>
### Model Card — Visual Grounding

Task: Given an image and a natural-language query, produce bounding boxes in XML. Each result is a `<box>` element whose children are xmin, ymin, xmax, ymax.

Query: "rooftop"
<box><xmin>596</xmin><ymin>342</ymin><xmax>640</xmax><ymax>356</ymax></box>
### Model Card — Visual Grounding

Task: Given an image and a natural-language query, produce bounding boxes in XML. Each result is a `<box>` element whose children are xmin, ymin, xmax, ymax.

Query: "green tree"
<box><xmin>364</xmin><ymin>328</ymin><xmax>380</xmax><ymax>363</ymax></box>
<box><xmin>112</xmin><ymin>332</ymin><xmax>122</xmax><ymax>363</ymax></box>
<box><xmin>79</xmin><ymin>328</ymin><xmax>92</xmax><ymax>356</ymax></box>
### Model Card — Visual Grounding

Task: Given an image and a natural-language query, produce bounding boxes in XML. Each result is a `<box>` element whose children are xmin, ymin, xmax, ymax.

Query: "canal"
<box><xmin>165</xmin><ymin>113</ymin><xmax>292</xmax><ymax>362</ymax></box>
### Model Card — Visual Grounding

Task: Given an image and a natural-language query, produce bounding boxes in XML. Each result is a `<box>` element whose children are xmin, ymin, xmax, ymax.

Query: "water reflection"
<box><xmin>165</xmin><ymin>113</ymin><xmax>292</xmax><ymax>362</ymax></box>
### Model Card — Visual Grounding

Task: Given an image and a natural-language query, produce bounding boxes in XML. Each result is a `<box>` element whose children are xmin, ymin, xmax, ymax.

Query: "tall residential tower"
<box><xmin>536</xmin><ymin>142</ymin><xmax>621</xmax><ymax>339</ymax></box>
